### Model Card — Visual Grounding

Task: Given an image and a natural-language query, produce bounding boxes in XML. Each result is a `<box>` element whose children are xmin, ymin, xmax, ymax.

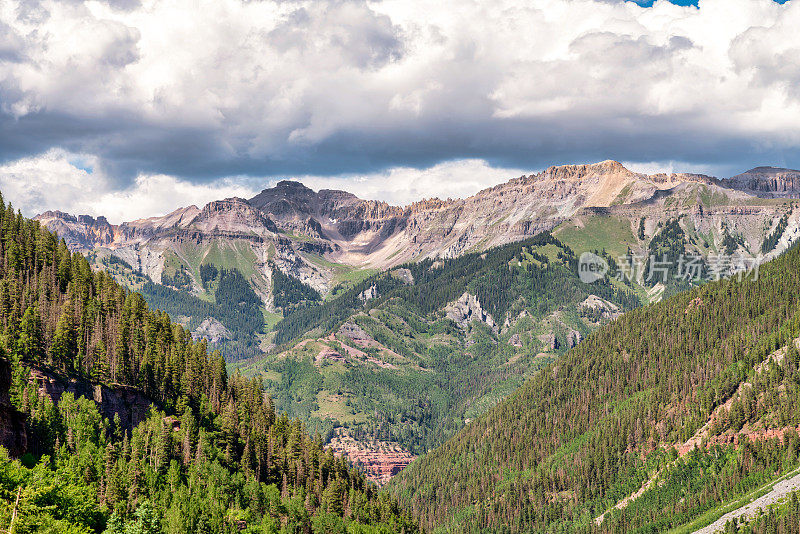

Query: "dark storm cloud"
<box><xmin>0</xmin><ymin>103</ymin><xmax>773</xmax><ymax>184</ymax></box>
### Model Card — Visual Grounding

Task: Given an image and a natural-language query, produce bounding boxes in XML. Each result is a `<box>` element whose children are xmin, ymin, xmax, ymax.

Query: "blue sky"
<box><xmin>631</xmin><ymin>0</ymin><xmax>700</xmax><ymax>6</ymax></box>
<box><xmin>631</xmin><ymin>0</ymin><xmax>790</xmax><ymax>5</ymax></box>
<box><xmin>1</xmin><ymin>0</ymin><xmax>800</xmax><ymax>221</ymax></box>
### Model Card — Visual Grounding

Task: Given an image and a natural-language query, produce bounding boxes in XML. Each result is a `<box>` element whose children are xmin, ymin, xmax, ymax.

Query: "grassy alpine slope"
<box><xmin>388</xmin><ymin>242</ymin><xmax>800</xmax><ymax>532</ymax></box>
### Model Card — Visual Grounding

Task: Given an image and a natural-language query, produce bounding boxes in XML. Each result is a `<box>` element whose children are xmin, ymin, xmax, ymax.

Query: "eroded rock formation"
<box><xmin>446</xmin><ymin>292</ymin><xmax>496</xmax><ymax>331</ymax></box>
<box><xmin>327</xmin><ymin>429</ymin><xmax>415</xmax><ymax>486</ymax></box>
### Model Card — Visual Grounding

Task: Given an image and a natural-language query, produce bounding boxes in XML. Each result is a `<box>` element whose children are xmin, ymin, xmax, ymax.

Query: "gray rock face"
<box><xmin>580</xmin><ymin>295</ymin><xmax>623</xmax><ymax>321</ymax></box>
<box><xmin>725</xmin><ymin>167</ymin><xmax>800</xmax><ymax>197</ymax></box>
<box><xmin>508</xmin><ymin>333</ymin><xmax>523</xmax><ymax>348</ymax></box>
<box><xmin>446</xmin><ymin>292</ymin><xmax>496</xmax><ymax>330</ymax></box>
<box><xmin>567</xmin><ymin>329</ymin><xmax>583</xmax><ymax>348</ymax></box>
<box><xmin>359</xmin><ymin>285</ymin><xmax>379</xmax><ymax>303</ymax></box>
<box><xmin>193</xmin><ymin>317</ymin><xmax>233</xmax><ymax>344</ymax></box>
<box><xmin>191</xmin><ymin>197</ymin><xmax>279</xmax><ymax>235</ymax></box>
<box><xmin>339</xmin><ymin>321</ymin><xmax>372</xmax><ymax>344</ymax></box>
<box><xmin>35</xmin><ymin>210</ymin><xmax>115</xmax><ymax>250</ymax></box>
<box><xmin>29</xmin><ymin>367</ymin><xmax>155</xmax><ymax>431</ymax></box>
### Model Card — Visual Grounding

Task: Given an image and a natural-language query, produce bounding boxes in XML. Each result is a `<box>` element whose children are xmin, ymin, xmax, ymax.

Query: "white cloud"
<box><xmin>621</xmin><ymin>159</ymin><xmax>720</xmax><ymax>176</ymax></box>
<box><xmin>0</xmin><ymin>149</ymin><xmax>258</xmax><ymax>223</ymax></box>
<box><xmin>1</xmin><ymin>0</ymin><xmax>800</xmax><ymax>190</ymax></box>
<box><xmin>290</xmin><ymin>159</ymin><xmax>529</xmax><ymax>205</ymax></box>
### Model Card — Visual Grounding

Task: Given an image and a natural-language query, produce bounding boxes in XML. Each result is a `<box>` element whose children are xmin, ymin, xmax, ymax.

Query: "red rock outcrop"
<box><xmin>327</xmin><ymin>429</ymin><xmax>415</xmax><ymax>486</ymax></box>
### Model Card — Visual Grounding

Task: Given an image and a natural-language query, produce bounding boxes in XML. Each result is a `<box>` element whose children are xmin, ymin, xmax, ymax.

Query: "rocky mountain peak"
<box><xmin>726</xmin><ymin>166</ymin><xmax>800</xmax><ymax>197</ymax></box>
<box><xmin>199</xmin><ymin>197</ymin><xmax>250</xmax><ymax>214</ymax></box>
<box><xmin>742</xmin><ymin>166</ymin><xmax>799</xmax><ymax>175</ymax></box>
<box><xmin>34</xmin><ymin>210</ymin><xmax>116</xmax><ymax>250</ymax></box>
<box><xmin>594</xmin><ymin>159</ymin><xmax>627</xmax><ymax>172</ymax></box>
<box><xmin>77</xmin><ymin>214</ymin><xmax>110</xmax><ymax>226</ymax></box>
<box><xmin>37</xmin><ymin>210</ymin><xmax>78</xmax><ymax>223</ymax></box>
<box><xmin>192</xmin><ymin>197</ymin><xmax>278</xmax><ymax>234</ymax></box>
<box><xmin>247</xmin><ymin>181</ymin><xmax>405</xmax><ymax>241</ymax></box>
<box><xmin>276</xmin><ymin>179</ymin><xmax>312</xmax><ymax>190</ymax></box>
<box><xmin>542</xmin><ymin>159</ymin><xmax>633</xmax><ymax>180</ymax></box>
<box><xmin>248</xmin><ymin>180</ymin><xmax>319</xmax><ymax>218</ymax></box>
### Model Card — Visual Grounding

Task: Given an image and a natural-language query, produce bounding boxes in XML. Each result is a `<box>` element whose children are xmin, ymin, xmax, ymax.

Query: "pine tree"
<box><xmin>50</xmin><ymin>305</ymin><xmax>77</xmax><ymax>371</ymax></box>
<box><xmin>102</xmin><ymin>443</ymin><xmax>116</xmax><ymax>506</ymax></box>
<box><xmin>102</xmin><ymin>512</ymin><xmax>126</xmax><ymax>534</ymax></box>
<box><xmin>127</xmin><ymin>500</ymin><xmax>160</xmax><ymax>534</ymax></box>
<box><xmin>14</xmin><ymin>307</ymin><xmax>43</xmax><ymax>362</ymax></box>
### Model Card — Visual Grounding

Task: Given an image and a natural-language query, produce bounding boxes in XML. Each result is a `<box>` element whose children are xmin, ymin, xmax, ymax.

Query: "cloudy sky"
<box><xmin>0</xmin><ymin>0</ymin><xmax>799</xmax><ymax>222</ymax></box>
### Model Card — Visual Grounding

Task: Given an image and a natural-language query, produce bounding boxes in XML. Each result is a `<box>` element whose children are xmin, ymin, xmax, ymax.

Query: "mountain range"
<box><xmin>32</xmin><ymin>161</ymin><xmax>800</xmax><ymax>487</ymax></box>
<box><xmin>35</xmin><ymin>161</ymin><xmax>800</xmax><ymax>300</ymax></box>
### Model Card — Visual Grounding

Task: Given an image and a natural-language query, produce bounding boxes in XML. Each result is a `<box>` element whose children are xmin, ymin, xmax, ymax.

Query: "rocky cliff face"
<box><xmin>580</xmin><ymin>295</ymin><xmax>623</xmax><ymax>322</ymax></box>
<box><xmin>36</xmin><ymin>211</ymin><xmax>116</xmax><ymax>250</ymax></box>
<box><xmin>29</xmin><ymin>367</ymin><xmax>155</xmax><ymax>431</ymax></box>
<box><xmin>327</xmin><ymin>429</ymin><xmax>415</xmax><ymax>486</ymax></box>
<box><xmin>193</xmin><ymin>317</ymin><xmax>233</xmax><ymax>344</ymax></box>
<box><xmin>190</xmin><ymin>197</ymin><xmax>279</xmax><ymax>235</ymax></box>
<box><xmin>446</xmin><ymin>292</ymin><xmax>496</xmax><ymax>331</ymax></box>
<box><xmin>724</xmin><ymin>167</ymin><xmax>800</xmax><ymax>197</ymax></box>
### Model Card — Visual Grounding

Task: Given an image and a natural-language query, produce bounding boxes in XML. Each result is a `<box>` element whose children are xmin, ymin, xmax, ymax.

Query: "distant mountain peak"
<box><xmin>37</xmin><ymin>209</ymin><xmax>77</xmax><ymax>222</ymax></box>
<box><xmin>726</xmin><ymin>166</ymin><xmax>800</xmax><ymax>196</ymax></box>
<box><xmin>740</xmin><ymin>166</ymin><xmax>800</xmax><ymax>175</ymax></box>
<box><xmin>544</xmin><ymin>159</ymin><xmax>629</xmax><ymax>174</ymax></box>
<box><xmin>593</xmin><ymin>159</ymin><xmax>627</xmax><ymax>171</ymax></box>
<box><xmin>275</xmin><ymin>180</ymin><xmax>313</xmax><ymax>190</ymax></box>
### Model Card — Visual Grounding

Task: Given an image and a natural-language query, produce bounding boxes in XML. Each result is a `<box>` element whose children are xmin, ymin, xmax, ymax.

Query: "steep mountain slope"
<box><xmin>36</xmin><ymin>161</ymin><xmax>800</xmax><ymax>292</ymax></box>
<box><xmin>0</xmin><ymin>193</ymin><xmax>417</xmax><ymax>532</ymax></box>
<box><xmin>388</xmin><ymin>243</ymin><xmax>800</xmax><ymax>532</ymax></box>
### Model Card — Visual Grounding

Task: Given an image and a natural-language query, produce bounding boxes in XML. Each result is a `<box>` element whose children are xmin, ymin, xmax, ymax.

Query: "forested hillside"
<box><xmin>389</xmin><ymin>240</ymin><xmax>800</xmax><ymax>532</ymax></box>
<box><xmin>0</xmin><ymin>194</ymin><xmax>417</xmax><ymax>533</ymax></box>
<box><xmin>272</xmin><ymin>233</ymin><xmax>637</xmax><ymax>347</ymax></box>
<box><xmin>90</xmin><ymin>252</ymin><xmax>267</xmax><ymax>362</ymax></box>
